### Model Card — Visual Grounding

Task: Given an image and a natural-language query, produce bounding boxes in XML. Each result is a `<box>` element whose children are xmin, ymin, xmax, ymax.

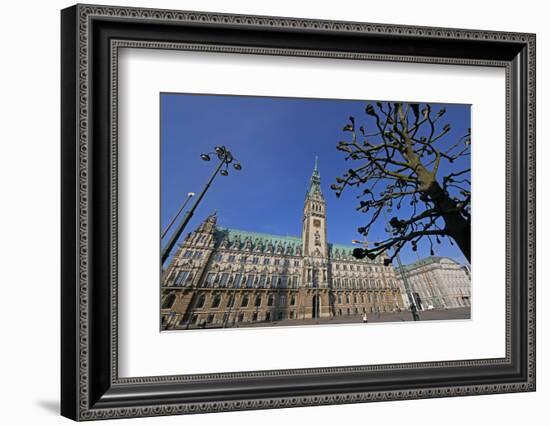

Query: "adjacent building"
<box><xmin>397</xmin><ymin>256</ymin><xmax>471</xmax><ymax>310</ymax></box>
<box><xmin>160</xmin><ymin>160</ymin><xmax>406</xmax><ymax>330</ymax></box>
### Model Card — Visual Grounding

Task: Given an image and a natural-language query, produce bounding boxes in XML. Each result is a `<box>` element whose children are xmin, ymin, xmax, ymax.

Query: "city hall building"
<box><xmin>160</xmin><ymin>161</ymin><xmax>407</xmax><ymax>330</ymax></box>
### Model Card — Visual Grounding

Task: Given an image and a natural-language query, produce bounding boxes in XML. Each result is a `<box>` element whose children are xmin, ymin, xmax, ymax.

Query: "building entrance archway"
<box><xmin>312</xmin><ymin>295</ymin><xmax>320</xmax><ymax>319</ymax></box>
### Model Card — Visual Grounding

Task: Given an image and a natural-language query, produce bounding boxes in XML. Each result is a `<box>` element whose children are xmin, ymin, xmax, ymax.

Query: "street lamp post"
<box><xmin>351</xmin><ymin>208</ymin><xmax>420</xmax><ymax>322</ymax></box>
<box><xmin>394</xmin><ymin>250</ymin><xmax>421</xmax><ymax>321</ymax></box>
<box><xmin>161</xmin><ymin>192</ymin><xmax>195</xmax><ymax>240</ymax></box>
<box><xmin>380</xmin><ymin>208</ymin><xmax>420</xmax><ymax>321</ymax></box>
<box><xmin>161</xmin><ymin>145</ymin><xmax>242</xmax><ymax>265</ymax></box>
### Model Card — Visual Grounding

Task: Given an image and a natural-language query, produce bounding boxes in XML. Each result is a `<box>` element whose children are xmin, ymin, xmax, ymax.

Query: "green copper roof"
<box><xmin>216</xmin><ymin>228</ymin><xmax>301</xmax><ymax>245</ymax></box>
<box><xmin>329</xmin><ymin>243</ymin><xmax>356</xmax><ymax>254</ymax></box>
<box><xmin>307</xmin><ymin>156</ymin><xmax>323</xmax><ymax>198</ymax></box>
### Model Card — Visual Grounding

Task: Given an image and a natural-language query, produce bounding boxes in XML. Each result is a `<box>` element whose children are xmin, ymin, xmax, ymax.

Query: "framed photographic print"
<box><xmin>61</xmin><ymin>4</ymin><xmax>536</xmax><ymax>421</ymax></box>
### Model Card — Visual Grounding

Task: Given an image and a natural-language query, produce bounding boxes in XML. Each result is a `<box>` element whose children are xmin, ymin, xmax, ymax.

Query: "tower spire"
<box><xmin>302</xmin><ymin>156</ymin><xmax>328</xmax><ymax>259</ymax></box>
<box><xmin>307</xmin><ymin>156</ymin><xmax>322</xmax><ymax>198</ymax></box>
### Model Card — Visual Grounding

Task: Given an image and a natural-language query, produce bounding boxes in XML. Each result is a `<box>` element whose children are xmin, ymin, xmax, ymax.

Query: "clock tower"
<box><xmin>301</xmin><ymin>157</ymin><xmax>330</xmax><ymax>317</ymax></box>
<box><xmin>302</xmin><ymin>157</ymin><xmax>328</xmax><ymax>259</ymax></box>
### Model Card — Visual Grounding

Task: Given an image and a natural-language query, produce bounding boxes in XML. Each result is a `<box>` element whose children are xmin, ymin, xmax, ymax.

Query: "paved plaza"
<box><xmin>240</xmin><ymin>307</ymin><xmax>470</xmax><ymax>328</ymax></box>
<box><xmin>184</xmin><ymin>307</ymin><xmax>471</xmax><ymax>330</ymax></box>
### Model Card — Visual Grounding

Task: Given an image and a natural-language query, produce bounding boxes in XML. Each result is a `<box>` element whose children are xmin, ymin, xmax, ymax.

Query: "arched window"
<box><xmin>255</xmin><ymin>295</ymin><xmax>262</xmax><ymax>307</ymax></box>
<box><xmin>162</xmin><ymin>294</ymin><xmax>176</xmax><ymax>309</ymax></box>
<box><xmin>267</xmin><ymin>294</ymin><xmax>274</xmax><ymax>306</ymax></box>
<box><xmin>241</xmin><ymin>295</ymin><xmax>249</xmax><ymax>307</ymax></box>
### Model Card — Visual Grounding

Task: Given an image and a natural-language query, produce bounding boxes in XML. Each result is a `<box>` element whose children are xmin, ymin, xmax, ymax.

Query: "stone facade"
<box><xmin>398</xmin><ymin>257</ymin><xmax>471</xmax><ymax>310</ymax></box>
<box><xmin>160</xmin><ymin>161</ymin><xmax>405</xmax><ymax>330</ymax></box>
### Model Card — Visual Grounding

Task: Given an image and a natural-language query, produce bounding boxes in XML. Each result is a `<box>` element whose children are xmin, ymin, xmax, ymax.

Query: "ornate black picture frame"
<box><xmin>61</xmin><ymin>4</ymin><xmax>536</xmax><ymax>421</ymax></box>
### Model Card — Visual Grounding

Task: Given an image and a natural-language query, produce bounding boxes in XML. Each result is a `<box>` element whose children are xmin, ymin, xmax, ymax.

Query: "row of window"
<box><xmin>195</xmin><ymin>293</ymin><xmax>296</xmax><ymax>309</ymax></box>
<box><xmin>310</xmin><ymin>202</ymin><xmax>323</xmax><ymax>213</ymax></box>
<box><xmin>205</xmin><ymin>272</ymin><xmax>300</xmax><ymax>289</ymax></box>
<box><xmin>162</xmin><ymin>291</ymin><xmax>397</xmax><ymax>311</ymax></box>
<box><xmin>171</xmin><ymin>269</ymin><xmax>398</xmax><ymax>290</ymax></box>
<box><xmin>336</xmin><ymin>306</ymin><xmax>397</xmax><ymax>315</ymax></box>
<box><xmin>333</xmin><ymin>264</ymin><xmax>387</xmax><ymax>272</ymax></box>
<box><xmin>212</xmin><ymin>253</ymin><xmax>301</xmax><ymax>267</ymax></box>
<box><xmin>181</xmin><ymin>250</ymin><xmax>203</xmax><ymax>260</ymax></box>
<box><xmin>161</xmin><ymin>293</ymin><xmax>296</xmax><ymax>310</ymax></box>
<box><xmin>171</xmin><ymin>270</ymin><xmax>301</xmax><ymax>289</ymax></box>
<box><xmin>187</xmin><ymin>309</ymin><xmax>293</xmax><ymax>325</ymax></box>
<box><xmin>336</xmin><ymin>293</ymin><xmax>390</xmax><ymax>304</ymax></box>
<box><xmin>332</xmin><ymin>278</ymin><xmax>395</xmax><ymax>289</ymax></box>
<box><xmin>193</xmin><ymin>234</ymin><xmax>209</xmax><ymax>244</ymax></box>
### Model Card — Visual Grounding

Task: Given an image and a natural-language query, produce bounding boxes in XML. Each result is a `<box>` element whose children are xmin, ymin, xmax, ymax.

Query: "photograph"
<box><xmin>159</xmin><ymin>94</ymin><xmax>472</xmax><ymax>331</ymax></box>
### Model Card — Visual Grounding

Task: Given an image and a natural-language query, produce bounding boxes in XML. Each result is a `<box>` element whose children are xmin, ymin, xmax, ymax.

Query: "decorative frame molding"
<box><xmin>61</xmin><ymin>3</ymin><xmax>535</xmax><ymax>421</ymax></box>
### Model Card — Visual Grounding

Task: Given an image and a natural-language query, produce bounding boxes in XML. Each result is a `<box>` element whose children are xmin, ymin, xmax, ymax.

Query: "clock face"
<box><xmin>313</xmin><ymin>219</ymin><xmax>321</xmax><ymax>228</ymax></box>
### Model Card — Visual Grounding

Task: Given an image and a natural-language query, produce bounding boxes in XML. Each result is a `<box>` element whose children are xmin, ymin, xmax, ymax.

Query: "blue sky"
<box><xmin>161</xmin><ymin>93</ymin><xmax>470</xmax><ymax>266</ymax></box>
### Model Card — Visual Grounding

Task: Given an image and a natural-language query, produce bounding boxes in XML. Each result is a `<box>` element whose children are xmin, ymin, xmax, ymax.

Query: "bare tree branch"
<box><xmin>332</xmin><ymin>101</ymin><xmax>471</xmax><ymax>263</ymax></box>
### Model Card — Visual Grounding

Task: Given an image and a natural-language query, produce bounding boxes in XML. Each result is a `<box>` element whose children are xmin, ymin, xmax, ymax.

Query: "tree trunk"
<box><xmin>425</xmin><ymin>182</ymin><xmax>471</xmax><ymax>262</ymax></box>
